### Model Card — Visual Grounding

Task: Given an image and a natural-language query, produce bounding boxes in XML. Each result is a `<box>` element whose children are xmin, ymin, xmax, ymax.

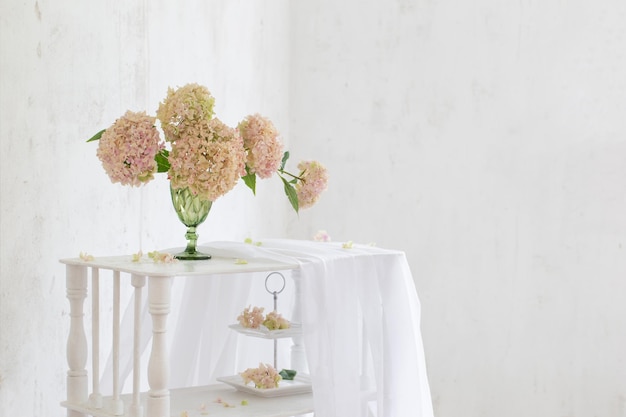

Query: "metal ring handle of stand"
<box><xmin>264</xmin><ymin>272</ymin><xmax>286</xmax><ymax>369</ymax></box>
<box><xmin>265</xmin><ymin>271</ymin><xmax>286</xmax><ymax>311</ymax></box>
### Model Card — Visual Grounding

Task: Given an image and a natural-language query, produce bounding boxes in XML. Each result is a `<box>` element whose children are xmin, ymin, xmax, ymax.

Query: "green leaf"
<box><xmin>281</xmin><ymin>175</ymin><xmax>299</xmax><ymax>213</ymax></box>
<box><xmin>242</xmin><ymin>172</ymin><xmax>257</xmax><ymax>195</ymax></box>
<box><xmin>155</xmin><ymin>149</ymin><xmax>170</xmax><ymax>173</ymax></box>
<box><xmin>280</xmin><ymin>151</ymin><xmax>290</xmax><ymax>171</ymax></box>
<box><xmin>86</xmin><ymin>129</ymin><xmax>106</xmax><ymax>142</ymax></box>
<box><xmin>279</xmin><ymin>369</ymin><xmax>297</xmax><ymax>380</ymax></box>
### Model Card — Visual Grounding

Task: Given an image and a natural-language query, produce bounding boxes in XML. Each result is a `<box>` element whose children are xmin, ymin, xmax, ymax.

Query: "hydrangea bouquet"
<box><xmin>89</xmin><ymin>83</ymin><xmax>328</xmax><ymax>211</ymax></box>
<box><xmin>88</xmin><ymin>83</ymin><xmax>328</xmax><ymax>259</ymax></box>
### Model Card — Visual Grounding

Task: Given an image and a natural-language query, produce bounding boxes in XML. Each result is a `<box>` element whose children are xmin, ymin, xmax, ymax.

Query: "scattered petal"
<box><xmin>313</xmin><ymin>230</ymin><xmax>331</xmax><ymax>242</ymax></box>
<box><xmin>342</xmin><ymin>241</ymin><xmax>353</xmax><ymax>249</ymax></box>
<box><xmin>148</xmin><ymin>250</ymin><xmax>178</xmax><ymax>264</ymax></box>
<box><xmin>79</xmin><ymin>252</ymin><xmax>94</xmax><ymax>262</ymax></box>
<box><xmin>235</xmin><ymin>258</ymin><xmax>248</xmax><ymax>265</ymax></box>
<box><xmin>132</xmin><ymin>251</ymin><xmax>143</xmax><ymax>262</ymax></box>
<box><xmin>213</xmin><ymin>397</ymin><xmax>235</xmax><ymax>407</ymax></box>
<box><xmin>241</xmin><ymin>399</ymin><xmax>249</xmax><ymax>406</ymax></box>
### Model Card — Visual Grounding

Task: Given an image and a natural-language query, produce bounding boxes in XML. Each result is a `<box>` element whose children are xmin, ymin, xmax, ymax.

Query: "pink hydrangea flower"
<box><xmin>238</xmin><ymin>114</ymin><xmax>284</xmax><ymax>179</ymax></box>
<box><xmin>296</xmin><ymin>160</ymin><xmax>329</xmax><ymax>209</ymax></box>
<box><xmin>168</xmin><ymin>118</ymin><xmax>246</xmax><ymax>201</ymax></box>
<box><xmin>96</xmin><ymin>111</ymin><xmax>164</xmax><ymax>186</ymax></box>
<box><xmin>156</xmin><ymin>83</ymin><xmax>215</xmax><ymax>140</ymax></box>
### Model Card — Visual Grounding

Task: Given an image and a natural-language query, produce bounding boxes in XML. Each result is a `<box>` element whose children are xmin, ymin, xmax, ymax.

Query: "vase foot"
<box><xmin>174</xmin><ymin>251</ymin><xmax>211</xmax><ymax>261</ymax></box>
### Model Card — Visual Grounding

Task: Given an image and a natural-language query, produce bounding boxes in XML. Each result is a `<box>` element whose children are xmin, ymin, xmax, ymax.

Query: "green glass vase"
<box><xmin>170</xmin><ymin>186</ymin><xmax>212</xmax><ymax>260</ymax></box>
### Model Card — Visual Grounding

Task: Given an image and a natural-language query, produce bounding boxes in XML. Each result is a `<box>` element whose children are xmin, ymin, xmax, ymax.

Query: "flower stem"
<box><xmin>278</xmin><ymin>169</ymin><xmax>305</xmax><ymax>182</ymax></box>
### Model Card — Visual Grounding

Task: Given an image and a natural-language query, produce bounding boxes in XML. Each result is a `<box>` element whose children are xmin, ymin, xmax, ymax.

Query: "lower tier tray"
<box><xmin>217</xmin><ymin>374</ymin><xmax>312</xmax><ymax>397</ymax></box>
<box><xmin>61</xmin><ymin>383</ymin><xmax>314</xmax><ymax>417</ymax></box>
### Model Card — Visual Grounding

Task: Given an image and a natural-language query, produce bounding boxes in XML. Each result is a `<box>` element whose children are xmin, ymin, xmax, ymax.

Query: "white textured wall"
<box><xmin>2</xmin><ymin>0</ymin><xmax>626</xmax><ymax>416</ymax></box>
<box><xmin>287</xmin><ymin>1</ymin><xmax>626</xmax><ymax>417</ymax></box>
<box><xmin>0</xmin><ymin>0</ymin><xmax>290</xmax><ymax>415</ymax></box>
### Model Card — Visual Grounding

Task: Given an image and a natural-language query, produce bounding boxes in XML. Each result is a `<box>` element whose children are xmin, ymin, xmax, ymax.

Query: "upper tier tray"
<box><xmin>228</xmin><ymin>323</ymin><xmax>302</xmax><ymax>339</ymax></box>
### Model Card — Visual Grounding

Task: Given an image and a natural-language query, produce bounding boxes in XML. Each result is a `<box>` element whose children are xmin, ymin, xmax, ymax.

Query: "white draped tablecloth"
<box><xmin>104</xmin><ymin>239</ymin><xmax>433</xmax><ymax>417</ymax></box>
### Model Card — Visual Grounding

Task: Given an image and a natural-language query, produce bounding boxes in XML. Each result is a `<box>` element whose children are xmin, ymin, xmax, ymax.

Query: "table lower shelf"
<box><xmin>61</xmin><ymin>383</ymin><xmax>314</xmax><ymax>417</ymax></box>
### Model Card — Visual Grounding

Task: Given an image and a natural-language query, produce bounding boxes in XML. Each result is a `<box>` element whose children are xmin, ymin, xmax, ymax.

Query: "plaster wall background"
<box><xmin>0</xmin><ymin>1</ymin><xmax>291</xmax><ymax>415</ymax></box>
<box><xmin>286</xmin><ymin>1</ymin><xmax>626</xmax><ymax>416</ymax></box>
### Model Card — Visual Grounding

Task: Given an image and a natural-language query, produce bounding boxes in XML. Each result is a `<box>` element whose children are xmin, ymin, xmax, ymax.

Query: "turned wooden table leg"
<box><xmin>66</xmin><ymin>265</ymin><xmax>88</xmax><ymax>417</ymax></box>
<box><xmin>147</xmin><ymin>276</ymin><xmax>172</xmax><ymax>417</ymax></box>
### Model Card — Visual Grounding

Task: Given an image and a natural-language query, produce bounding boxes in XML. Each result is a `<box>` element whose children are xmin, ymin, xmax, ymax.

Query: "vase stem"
<box><xmin>185</xmin><ymin>226</ymin><xmax>198</xmax><ymax>253</ymax></box>
<box><xmin>174</xmin><ymin>226</ymin><xmax>210</xmax><ymax>260</ymax></box>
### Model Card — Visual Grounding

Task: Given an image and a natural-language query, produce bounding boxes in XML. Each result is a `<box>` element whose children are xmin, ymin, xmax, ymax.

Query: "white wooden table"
<box><xmin>60</xmin><ymin>254</ymin><xmax>310</xmax><ymax>417</ymax></box>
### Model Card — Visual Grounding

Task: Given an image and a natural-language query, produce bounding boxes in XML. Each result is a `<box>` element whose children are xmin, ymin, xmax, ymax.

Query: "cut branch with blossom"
<box><xmin>238</xmin><ymin>113</ymin><xmax>284</xmax><ymax>181</ymax></box>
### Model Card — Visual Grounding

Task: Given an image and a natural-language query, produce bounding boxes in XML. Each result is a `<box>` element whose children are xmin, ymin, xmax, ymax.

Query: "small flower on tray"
<box><xmin>263</xmin><ymin>311</ymin><xmax>291</xmax><ymax>330</ymax></box>
<box><xmin>237</xmin><ymin>306</ymin><xmax>265</xmax><ymax>329</ymax></box>
<box><xmin>240</xmin><ymin>363</ymin><xmax>282</xmax><ymax>389</ymax></box>
<box><xmin>342</xmin><ymin>241</ymin><xmax>354</xmax><ymax>249</ymax></box>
